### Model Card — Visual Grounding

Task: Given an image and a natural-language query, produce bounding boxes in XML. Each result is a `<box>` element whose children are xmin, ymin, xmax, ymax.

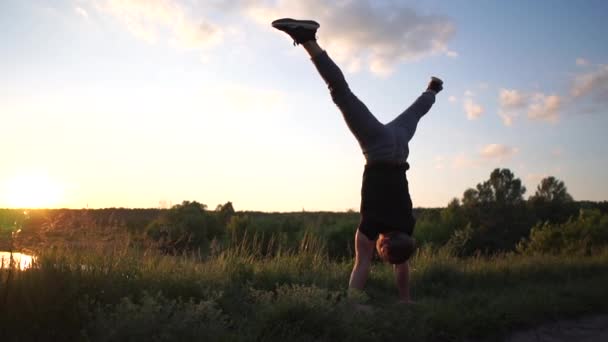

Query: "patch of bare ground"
<box><xmin>505</xmin><ymin>315</ymin><xmax>608</xmax><ymax>342</ymax></box>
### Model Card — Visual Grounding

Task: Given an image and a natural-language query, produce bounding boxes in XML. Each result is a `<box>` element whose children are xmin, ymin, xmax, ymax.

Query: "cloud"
<box><xmin>496</xmin><ymin>88</ymin><xmax>561</xmax><ymax>125</ymax></box>
<box><xmin>499</xmin><ymin>89</ymin><xmax>526</xmax><ymax>109</ymax></box>
<box><xmin>434</xmin><ymin>156</ymin><xmax>445</xmax><ymax>170</ymax></box>
<box><xmin>75</xmin><ymin>6</ymin><xmax>89</xmax><ymax>19</ymax></box>
<box><xmin>448</xmin><ymin>95</ymin><xmax>457</xmax><ymax>103</ymax></box>
<box><xmin>576</xmin><ymin>58</ymin><xmax>589</xmax><ymax>66</ymax></box>
<box><xmin>442</xmin><ymin>146</ymin><xmax>520</xmax><ymax>171</ymax></box>
<box><xmin>496</xmin><ymin>62</ymin><xmax>607</xmax><ymax>123</ymax></box>
<box><xmin>527</xmin><ymin>93</ymin><xmax>561</xmax><ymax>123</ymax></box>
<box><xmin>451</xmin><ymin>153</ymin><xmax>480</xmax><ymax>169</ymax></box>
<box><xmin>498</xmin><ymin>88</ymin><xmax>527</xmax><ymax>126</ymax></box>
<box><xmin>552</xmin><ymin>148</ymin><xmax>563</xmax><ymax>157</ymax></box>
<box><xmin>464</xmin><ymin>98</ymin><xmax>484</xmax><ymax>120</ymax></box>
<box><xmin>92</xmin><ymin>1</ymin><xmax>455</xmax><ymax>73</ymax></box>
<box><xmin>480</xmin><ymin>144</ymin><xmax>518</xmax><ymax>160</ymax></box>
<box><xmin>526</xmin><ymin>173</ymin><xmax>547</xmax><ymax>185</ymax></box>
<box><xmin>242</xmin><ymin>0</ymin><xmax>456</xmax><ymax>76</ymax></box>
<box><xmin>96</xmin><ymin>0</ymin><xmax>223</xmax><ymax>49</ymax></box>
<box><xmin>202</xmin><ymin>83</ymin><xmax>285</xmax><ymax>113</ymax></box>
<box><xmin>570</xmin><ymin>64</ymin><xmax>608</xmax><ymax>98</ymax></box>
<box><xmin>498</xmin><ymin>113</ymin><xmax>513</xmax><ymax>126</ymax></box>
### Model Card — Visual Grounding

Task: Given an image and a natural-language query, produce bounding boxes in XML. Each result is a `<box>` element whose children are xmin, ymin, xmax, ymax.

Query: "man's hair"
<box><xmin>376</xmin><ymin>232</ymin><xmax>416</xmax><ymax>264</ymax></box>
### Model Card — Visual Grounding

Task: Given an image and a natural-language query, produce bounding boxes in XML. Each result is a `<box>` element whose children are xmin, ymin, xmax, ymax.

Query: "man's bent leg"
<box><xmin>308</xmin><ymin>45</ymin><xmax>386</xmax><ymax>150</ymax></box>
<box><xmin>387</xmin><ymin>91</ymin><xmax>436</xmax><ymax>143</ymax></box>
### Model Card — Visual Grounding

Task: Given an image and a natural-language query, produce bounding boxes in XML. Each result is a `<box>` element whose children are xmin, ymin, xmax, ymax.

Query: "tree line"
<box><xmin>136</xmin><ymin>168</ymin><xmax>608</xmax><ymax>257</ymax></box>
<box><xmin>2</xmin><ymin>168</ymin><xmax>607</xmax><ymax>257</ymax></box>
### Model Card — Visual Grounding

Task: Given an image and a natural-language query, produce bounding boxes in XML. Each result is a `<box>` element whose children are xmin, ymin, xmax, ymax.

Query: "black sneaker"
<box><xmin>427</xmin><ymin>76</ymin><xmax>443</xmax><ymax>93</ymax></box>
<box><xmin>271</xmin><ymin>18</ymin><xmax>319</xmax><ymax>45</ymax></box>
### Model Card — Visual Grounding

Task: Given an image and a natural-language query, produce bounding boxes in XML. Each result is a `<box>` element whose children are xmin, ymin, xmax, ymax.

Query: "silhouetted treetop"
<box><xmin>530</xmin><ymin>176</ymin><xmax>573</xmax><ymax>203</ymax></box>
<box><xmin>461</xmin><ymin>168</ymin><xmax>526</xmax><ymax>206</ymax></box>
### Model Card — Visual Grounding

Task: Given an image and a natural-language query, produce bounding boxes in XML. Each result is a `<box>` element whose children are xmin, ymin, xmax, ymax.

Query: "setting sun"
<box><xmin>3</xmin><ymin>174</ymin><xmax>63</xmax><ymax>208</ymax></box>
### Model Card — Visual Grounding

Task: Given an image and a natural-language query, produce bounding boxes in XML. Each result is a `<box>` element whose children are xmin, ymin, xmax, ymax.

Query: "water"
<box><xmin>0</xmin><ymin>251</ymin><xmax>35</xmax><ymax>270</ymax></box>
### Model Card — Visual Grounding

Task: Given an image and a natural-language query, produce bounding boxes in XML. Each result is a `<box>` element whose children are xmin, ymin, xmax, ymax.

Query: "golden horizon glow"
<box><xmin>0</xmin><ymin>252</ymin><xmax>34</xmax><ymax>270</ymax></box>
<box><xmin>3</xmin><ymin>174</ymin><xmax>63</xmax><ymax>209</ymax></box>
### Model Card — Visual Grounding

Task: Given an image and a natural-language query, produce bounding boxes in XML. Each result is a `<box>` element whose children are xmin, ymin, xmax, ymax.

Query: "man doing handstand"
<box><xmin>272</xmin><ymin>18</ymin><xmax>443</xmax><ymax>303</ymax></box>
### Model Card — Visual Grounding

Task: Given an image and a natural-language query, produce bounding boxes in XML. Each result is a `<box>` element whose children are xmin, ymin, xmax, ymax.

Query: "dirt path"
<box><xmin>506</xmin><ymin>315</ymin><xmax>608</xmax><ymax>342</ymax></box>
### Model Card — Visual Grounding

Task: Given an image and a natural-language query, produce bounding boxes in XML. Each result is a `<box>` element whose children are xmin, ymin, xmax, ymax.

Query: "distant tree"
<box><xmin>528</xmin><ymin>176</ymin><xmax>576</xmax><ymax>224</ymax></box>
<box><xmin>216</xmin><ymin>201</ymin><xmax>235</xmax><ymax>225</ymax></box>
<box><xmin>529</xmin><ymin>176</ymin><xmax>573</xmax><ymax>203</ymax></box>
<box><xmin>414</xmin><ymin>198</ymin><xmax>468</xmax><ymax>247</ymax></box>
<box><xmin>441</xmin><ymin>198</ymin><xmax>467</xmax><ymax>233</ymax></box>
<box><xmin>145</xmin><ymin>201</ymin><xmax>222</xmax><ymax>253</ymax></box>
<box><xmin>226</xmin><ymin>215</ymin><xmax>251</xmax><ymax>241</ymax></box>
<box><xmin>462</xmin><ymin>188</ymin><xmax>479</xmax><ymax>207</ymax></box>
<box><xmin>476</xmin><ymin>168</ymin><xmax>526</xmax><ymax>205</ymax></box>
<box><xmin>456</xmin><ymin>168</ymin><xmax>531</xmax><ymax>254</ymax></box>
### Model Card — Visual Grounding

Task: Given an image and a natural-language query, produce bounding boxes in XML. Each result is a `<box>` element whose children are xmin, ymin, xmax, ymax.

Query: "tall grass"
<box><xmin>2</xmin><ymin>234</ymin><xmax>608</xmax><ymax>341</ymax></box>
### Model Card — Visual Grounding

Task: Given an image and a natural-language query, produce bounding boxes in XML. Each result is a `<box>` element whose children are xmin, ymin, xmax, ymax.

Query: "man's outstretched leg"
<box><xmin>272</xmin><ymin>18</ymin><xmax>387</xmax><ymax>155</ymax></box>
<box><xmin>387</xmin><ymin>77</ymin><xmax>442</xmax><ymax>143</ymax></box>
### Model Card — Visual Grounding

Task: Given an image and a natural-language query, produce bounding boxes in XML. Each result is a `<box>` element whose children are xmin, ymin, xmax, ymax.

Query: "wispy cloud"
<box><xmin>480</xmin><ymin>144</ymin><xmax>518</xmax><ymax>160</ymax></box>
<box><xmin>95</xmin><ymin>0</ymin><xmax>223</xmax><ymax>49</ymax></box>
<box><xmin>90</xmin><ymin>0</ymin><xmax>455</xmax><ymax>75</ymax></box>
<box><xmin>451</xmin><ymin>153</ymin><xmax>481</xmax><ymax>170</ymax></box>
<box><xmin>497</xmin><ymin>88</ymin><xmax>561</xmax><ymax>125</ymax></box>
<box><xmin>528</xmin><ymin>93</ymin><xmax>560</xmax><ymax>123</ymax></box>
<box><xmin>498</xmin><ymin>88</ymin><xmax>526</xmax><ymax>126</ymax></box>
<box><xmin>201</xmin><ymin>83</ymin><xmax>285</xmax><ymax>113</ymax></box>
<box><xmin>570</xmin><ymin>64</ymin><xmax>608</xmax><ymax>99</ymax></box>
<box><xmin>434</xmin><ymin>156</ymin><xmax>446</xmax><ymax>170</ymax></box>
<box><xmin>499</xmin><ymin>89</ymin><xmax>526</xmax><ymax>109</ymax></box>
<box><xmin>75</xmin><ymin>6</ymin><xmax>89</xmax><ymax>19</ymax></box>
<box><xmin>437</xmin><ymin>145</ymin><xmax>520</xmax><ymax>171</ymax></box>
<box><xmin>242</xmin><ymin>0</ymin><xmax>456</xmax><ymax>76</ymax></box>
<box><xmin>526</xmin><ymin>172</ymin><xmax>547</xmax><ymax>185</ymax></box>
<box><xmin>552</xmin><ymin>148</ymin><xmax>563</xmax><ymax>157</ymax></box>
<box><xmin>576</xmin><ymin>57</ymin><xmax>589</xmax><ymax>66</ymax></box>
<box><xmin>496</xmin><ymin>60</ymin><xmax>607</xmax><ymax>124</ymax></box>
<box><xmin>463</xmin><ymin>93</ymin><xmax>484</xmax><ymax>120</ymax></box>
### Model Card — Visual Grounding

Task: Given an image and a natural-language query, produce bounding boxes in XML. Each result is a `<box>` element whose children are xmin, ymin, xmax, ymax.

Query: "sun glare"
<box><xmin>3</xmin><ymin>174</ymin><xmax>63</xmax><ymax>208</ymax></box>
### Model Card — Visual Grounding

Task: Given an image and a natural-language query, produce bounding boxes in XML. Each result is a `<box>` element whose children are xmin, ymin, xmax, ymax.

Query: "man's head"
<box><xmin>376</xmin><ymin>232</ymin><xmax>416</xmax><ymax>264</ymax></box>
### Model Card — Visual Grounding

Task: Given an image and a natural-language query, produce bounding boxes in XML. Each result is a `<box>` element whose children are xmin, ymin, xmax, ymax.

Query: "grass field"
<box><xmin>2</xmin><ymin>236</ymin><xmax>608</xmax><ymax>342</ymax></box>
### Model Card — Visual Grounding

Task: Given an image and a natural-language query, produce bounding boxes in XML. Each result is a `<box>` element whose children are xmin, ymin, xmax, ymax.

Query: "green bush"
<box><xmin>517</xmin><ymin>209</ymin><xmax>608</xmax><ymax>255</ymax></box>
<box><xmin>86</xmin><ymin>291</ymin><xmax>230</xmax><ymax>342</ymax></box>
<box><xmin>145</xmin><ymin>201</ymin><xmax>223</xmax><ymax>253</ymax></box>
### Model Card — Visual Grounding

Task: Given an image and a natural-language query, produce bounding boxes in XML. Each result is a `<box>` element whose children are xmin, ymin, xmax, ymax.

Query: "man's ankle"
<box><xmin>303</xmin><ymin>41</ymin><xmax>323</xmax><ymax>58</ymax></box>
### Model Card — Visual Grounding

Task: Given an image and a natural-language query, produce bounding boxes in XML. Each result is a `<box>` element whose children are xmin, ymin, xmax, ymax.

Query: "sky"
<box><xmin>1</xmin><ymin>0</ymin><xmax>607</xmax><ymax>211</ymax></box>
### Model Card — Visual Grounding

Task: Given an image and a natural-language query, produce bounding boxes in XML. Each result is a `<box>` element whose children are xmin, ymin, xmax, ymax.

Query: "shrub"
<box><xmin>86</xmin><ymin>292</ymin><xmax>230</xmax><ymax>341</ymax></box>
<box><xmin>517</xmin><ymin>209</ymin><xmax>608</xmax><ymax>255</ymax></box>
<box><xmin>145</xmin><ymin>201</ymin><xmax>223</xmax><ymax>254</ymax></box>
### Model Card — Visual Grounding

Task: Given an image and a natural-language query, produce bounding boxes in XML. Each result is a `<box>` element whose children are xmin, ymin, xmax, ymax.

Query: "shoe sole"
<box><xmin>431</xmin><ymin>76</ymin><xmax>443</xmax><ymax>85</ymax></box>
<box><xmin>271</xmin><ymin>18</ymin><xmax>319</xmax><ymax>30</ymax></box>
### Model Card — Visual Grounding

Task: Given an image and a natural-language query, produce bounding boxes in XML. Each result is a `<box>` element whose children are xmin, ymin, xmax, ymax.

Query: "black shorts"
<box><xmin>358</xmin><ymin>162</ymin><xmax>416</xmax><ymax>241</ymax></box>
